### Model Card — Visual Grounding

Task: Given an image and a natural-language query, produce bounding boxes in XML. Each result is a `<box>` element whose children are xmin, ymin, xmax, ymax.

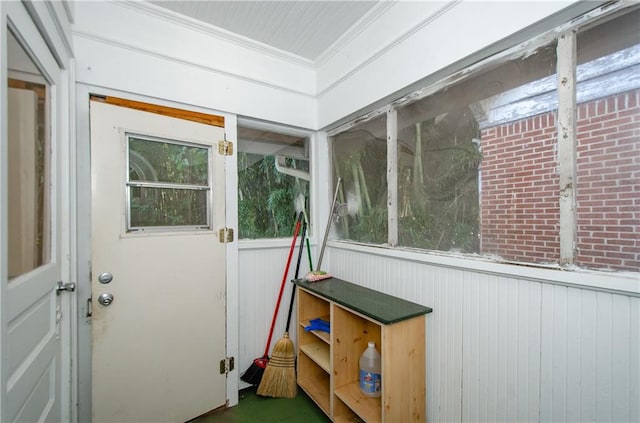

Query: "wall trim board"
<box><xmin>328</xmin><ymin>242</ymin><xmax>640</xmax><ymax>297</ymax></box>
<box><xmin>90</xmin><ymin>95</ymin><xmax>225</xmax><ymax>128</ymax></box>
<box><xmin>72</xmin><ymin>31</ymin><xmax>316</xmax><ymax>100</ymax></box>
<box><xmin>23</xmin><ymin>0</ymin><xmax>73</xmax><ymax>67</ymax></box>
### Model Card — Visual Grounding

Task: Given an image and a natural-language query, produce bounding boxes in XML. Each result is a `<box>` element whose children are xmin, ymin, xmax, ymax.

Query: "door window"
<box><xmin>126</xmin><ymin>135</ymin><xmax>211</xmax><ymax>231</ymax></box>
<box><xmin>7</xmin><ymin>29</ymin><xmax>50</xmax><ymax>279</ymax></box>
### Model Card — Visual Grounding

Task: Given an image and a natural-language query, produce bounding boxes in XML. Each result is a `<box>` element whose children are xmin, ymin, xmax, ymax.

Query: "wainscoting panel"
<box><xmin>323</xmin><ymin>246</ymin><xmax>639</xmax><ymax>423</ymax></box>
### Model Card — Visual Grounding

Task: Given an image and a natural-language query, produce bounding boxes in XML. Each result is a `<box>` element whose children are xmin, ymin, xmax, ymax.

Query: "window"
<box><xmin>7</xmin><ymin>29</ymin><xmax>50</xmax><ymax>279</ymax></box>
<box><xmin>331</xmin><ymin>115</ymin><xmax>387</xmax><ymax>244</ymax></box>
<box><xmin>237</xmin><ymin>126</ymin><xmax>310</xmax><ymax>239</ymax></box>
<box><xmin>574</xmin><ymin>11</ymin><xmax>640</xmax><ymax>271</ymax></box>
<box><xmin>127</xmin><ymin>135</ymin><xmax>211</xmax><ymax>230</ymax></box>
<box><xmin>330</xmin><ymin>6</ymin><xmax>640</xmax><ymax>273</ymax></box>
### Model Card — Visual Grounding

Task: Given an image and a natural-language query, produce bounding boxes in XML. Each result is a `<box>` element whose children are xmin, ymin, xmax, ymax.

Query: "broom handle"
<box><xmin>317</xmin><ymin>178</ymin><xmax>342</xmax><ymax>270</ymax></box>
<box><xmin>263</xmin><ymin>212</ymin><xmax>303</xmax><ymax>357</ymax></box>
<box><xmin>285</xmin><ymin>221</ymin><xmax>307</xmax><ymax>334</ymax></box>
<box><xmin>306</xmin><ymin>238</ymin><xmax>313</xmax><ymax>272</ymax></box>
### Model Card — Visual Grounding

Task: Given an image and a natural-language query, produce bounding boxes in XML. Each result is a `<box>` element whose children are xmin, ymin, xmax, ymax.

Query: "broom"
<box><xmin>241</xmin><ymin>212</ymin><xmax>304</xmax><ymax>385</ymax></box>
<box><xmin>257</xmin><ymin>219</ymin><xmax>308</xmax><ymax>397</ymax></box>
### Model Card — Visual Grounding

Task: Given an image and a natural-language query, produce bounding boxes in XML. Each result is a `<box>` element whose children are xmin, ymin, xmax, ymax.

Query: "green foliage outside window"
<box><xmin>332</xmin><ymin>124</ymin><xmax>388</xmax><ymax>244</ymax></box>
<box><xmin>238</xmin><ymin>153</ymin><xmax>309</xmax><ymax>239</ymax></box>
<box><xmin>331</xmin><ymin>107</ymin><xmax>482</xmax><ymax>252</ymax></box>
<box><xmin>397</xmin><ymin>107</ymin><xmax>481</xmax><ymax>252</ymax></box>
<box><xmin>128</xmin><ymin>137</ymin><xmax>210</xmax><ymax>228</ymax></box>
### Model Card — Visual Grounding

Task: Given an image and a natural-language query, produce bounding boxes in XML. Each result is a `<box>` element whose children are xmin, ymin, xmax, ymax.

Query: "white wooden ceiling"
<box><xmin>149</xmin><ymin>1</ymin><xmax>380</xmax><ymax>62</ymax></box>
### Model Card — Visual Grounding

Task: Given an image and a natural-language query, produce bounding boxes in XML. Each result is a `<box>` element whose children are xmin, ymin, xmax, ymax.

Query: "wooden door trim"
<box><xmin>90</xmin><ymin>95</ymin><xmax>225</xmax><ymax>128</ymax></box>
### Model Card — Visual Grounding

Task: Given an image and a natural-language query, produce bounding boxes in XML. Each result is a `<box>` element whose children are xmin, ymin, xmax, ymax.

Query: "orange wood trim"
<box><xmin>9</xmin><ymin>78</ymin><xmax>46</xmax><ymax>99</ymax></box>
<box><xmin>90</xmin><ymin>95</ymin><xmax>225</xmax><ymax>128</ymax></box>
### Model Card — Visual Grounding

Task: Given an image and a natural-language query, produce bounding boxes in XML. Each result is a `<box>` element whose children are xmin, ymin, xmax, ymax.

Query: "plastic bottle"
<box><xmin>359</xmin><ymin>341</ymin><xmax>381</xmax><ymax>397</ymax></box>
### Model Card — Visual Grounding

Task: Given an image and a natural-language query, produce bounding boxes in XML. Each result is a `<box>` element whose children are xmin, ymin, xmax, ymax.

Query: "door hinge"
<box><xmin>218</xmin><ymin>228</ymin><xmax>234</xmax><ymax>243</ymax></box>
<box><xmin>218</xmin><ymin>140</ymin><xmax>233</xmax><ymax>156</ymax></box>
<box><xmin>86</xmin><ymin>298</ymin><xmax>93</xmax><ymax>319</ymax></box>
<box><xmin>219</xmin><ymin>357</ymin><xmax>235</xmax><ymax>375</ymax></box>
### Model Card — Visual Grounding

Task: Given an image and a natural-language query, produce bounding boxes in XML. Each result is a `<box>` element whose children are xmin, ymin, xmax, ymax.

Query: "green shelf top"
<box><xmin>293</xmin><ymin>277</ymin><xmax>432</xmax><ymax>325</ymax></box>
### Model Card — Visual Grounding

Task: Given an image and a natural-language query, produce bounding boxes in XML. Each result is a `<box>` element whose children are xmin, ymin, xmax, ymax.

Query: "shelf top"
<box><xmin>293</xmin><ymin>277</ymin><xmax>432</xmax><ymax>324</ymax></box>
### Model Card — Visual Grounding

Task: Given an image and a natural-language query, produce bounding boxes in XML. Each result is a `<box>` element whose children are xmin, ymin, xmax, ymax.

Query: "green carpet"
<box><xmin>194</xmin><ymin>387</ymin><xmax>331</xmax><ymax>423</ymax></box>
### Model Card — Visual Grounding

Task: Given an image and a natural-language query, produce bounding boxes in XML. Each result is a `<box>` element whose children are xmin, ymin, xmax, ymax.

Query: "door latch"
<box><xmin>56</xmin><ymin>281</ymin><xmax>76</xmax><ymax>295</ymax></box>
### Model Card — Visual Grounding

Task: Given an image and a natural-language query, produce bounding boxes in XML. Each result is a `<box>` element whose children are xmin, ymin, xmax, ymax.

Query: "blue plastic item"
<box><xmin>304</xmin><ymin>318</ymin><xmax>330</xmax><ymax>333</ymax></box>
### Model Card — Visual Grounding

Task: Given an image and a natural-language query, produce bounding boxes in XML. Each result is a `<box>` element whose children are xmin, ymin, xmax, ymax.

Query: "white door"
<box><xmin>1</xmin><ymin>3</ymin><xmax>70</xmax><ymax>422</ymax></box>
<box><xmin>89</xmin><ymin>99</ymin><xmax>227</xmax><ymax>423</ymax></box>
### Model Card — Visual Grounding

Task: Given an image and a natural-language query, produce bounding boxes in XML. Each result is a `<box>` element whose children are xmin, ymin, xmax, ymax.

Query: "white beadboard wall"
<box><xmin>238</xmin><ymin>244</ymin><xmax>313</xmax><ymax>380</ymax></box>
<box><xmin>312</xmin><ymin>246</ymin><xmax>640</xmax><ymax>423</ymax></box>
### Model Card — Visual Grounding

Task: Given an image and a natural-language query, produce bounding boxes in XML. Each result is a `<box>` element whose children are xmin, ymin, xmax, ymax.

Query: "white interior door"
<box><xmin>90</xmin><ymin>99</ymin><xmax>227</xmax><ymax>423</ymax></box>
<box><xmin>2</xmin><ymin>3</ymin><xmax>69</xmax><ymax>421</ymax></box>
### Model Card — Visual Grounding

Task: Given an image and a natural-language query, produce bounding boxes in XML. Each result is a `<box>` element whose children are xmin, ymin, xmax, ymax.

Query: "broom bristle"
<box><xmin>241</xmin><ymin>356</ymin><xmax>268</xmax><ymax>385</ymax></box>
<box><xmin>256</xmin><ymin>333</ymin><xmax>297</xmax><ymax>398</ymax></box>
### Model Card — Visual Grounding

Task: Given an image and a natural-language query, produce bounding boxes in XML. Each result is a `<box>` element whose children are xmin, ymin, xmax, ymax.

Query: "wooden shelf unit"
<box><xmin>295</xmin><ymin>278</ymin><xmax>432</xmax><ymax>422</ymax></box>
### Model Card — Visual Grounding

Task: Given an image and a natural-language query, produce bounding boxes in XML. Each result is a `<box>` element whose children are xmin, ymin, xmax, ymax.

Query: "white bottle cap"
<box><xmin>368</xmin><ymin>341</ymin><xmax>375</xmax><ymax>348</ymax></box>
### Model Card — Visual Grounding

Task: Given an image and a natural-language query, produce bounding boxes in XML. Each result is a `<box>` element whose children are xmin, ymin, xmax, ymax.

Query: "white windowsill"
<box><xmin>239</xmin><ymin>237</ymin><xmax>317</xmax><ymax>251</ymax></box>
<box><xmin>329</xmin><ymin>241</ymin><xmax>640</xmax><ymax>296</ymax></box>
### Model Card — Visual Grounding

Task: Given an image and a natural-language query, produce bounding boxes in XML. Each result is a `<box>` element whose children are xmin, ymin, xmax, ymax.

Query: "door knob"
<box><xmin>98</xmin><ymin>292</ymin><xmax>114</xmax><ymax>306</ymax></box>
<box><xmin>98</xmin><ymin>272</ymin><xmax>113</xmax><ymax>284</ymax></box>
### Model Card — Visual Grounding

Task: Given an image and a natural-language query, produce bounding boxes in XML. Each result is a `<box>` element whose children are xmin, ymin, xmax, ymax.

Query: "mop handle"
<box><xmin>263</xmin><ymin>212</ymin><xmax>303</xmax><ymax>357</ymax></box>
<box><xmin>285</xmin><ymin>222</ymin><xmax>307</xmax><ymax>334</ymax></box>
<box><xmin>316</xmin><ymin>178</ymin><xmax>342</xmax><ymax>270</ymax></box>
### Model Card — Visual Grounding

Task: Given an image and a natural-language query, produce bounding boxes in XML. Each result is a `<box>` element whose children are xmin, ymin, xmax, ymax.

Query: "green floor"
<box><xmin>194</xmin><ymin>387</ymin><xmax>331</xmax><ymax>423</ymax></box>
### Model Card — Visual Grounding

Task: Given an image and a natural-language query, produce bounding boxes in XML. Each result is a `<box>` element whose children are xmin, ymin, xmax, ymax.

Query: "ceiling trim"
<box><xmin>314</xmin><ymin>1</ymin><xmax>396</xmax><ymax>67</ymax></box>
<box><xmin>120</xmin><ymin>0</ymin><xmax>317</xmax><ymax>69</ymax></box>
<box><xmin>316</xmin><ymin>1</ymin><xmax>461</xmax><ymax>98</ymax></box>
<box><xmin>123</xmin><ymin>0</ymin><xmax>402</xmax><ymax>70</ymax></box>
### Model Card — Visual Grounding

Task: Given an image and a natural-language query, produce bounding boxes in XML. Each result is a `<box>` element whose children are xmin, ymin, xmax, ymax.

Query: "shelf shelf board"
<box><xmin>298</xmin><ymin>378</ymin><xmax>330</xmax><ymax>415</ymax></box>
<box><xmin>299</xmin><ymin>342</ymin><xmax>330</xmax><ymax>373</ymax></box>
<box><xmin>335</xmin><ymin>382</ymin><xmax>381</xmax><ymax>423</ymax></box>
<box><xmin>333</xmin><ymin>414</ymin><xmax>366</xmax><ymax>423</ymax></box>
<box><xmin>299</xmin><ymin>319</ymin><xmax>330</xmax><ymax>344</ymax></box>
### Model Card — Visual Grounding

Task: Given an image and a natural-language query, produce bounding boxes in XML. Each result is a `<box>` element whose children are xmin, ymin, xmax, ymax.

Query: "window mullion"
<box><xmin>387</xmin><ymin>107</ymin><xmax>398</xmax><ymax>247</ymax></box>
<box><xmin>557</xmin><ymin>30</ymin><xmax>578</xmax><ymax>266</ymax></box>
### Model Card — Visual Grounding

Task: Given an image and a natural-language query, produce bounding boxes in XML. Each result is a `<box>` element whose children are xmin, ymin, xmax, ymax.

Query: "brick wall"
<box><xmin>481</xmin><ymin>114</ymin><xmax>560</xmax><ymax>264</ymax></box>
<box><xmin>575</xmin><ymin>89</ymin><xmax>640</xmax><ymax>271</ymax></box>
<box><xmin>480</xmin><ymin>88</ymin><xmax>640</xmax><ymax>271</ymax></box>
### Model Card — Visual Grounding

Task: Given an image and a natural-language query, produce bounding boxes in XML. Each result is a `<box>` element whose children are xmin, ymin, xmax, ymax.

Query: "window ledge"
<box><xmin>329</xmin><ymin>241</ymin><xmax>640</xmax><ymax>297</ymax></box>
<box><xmin>239</xmin><ymin>237</ymin><xmax>316</xmax><ymax>251</ymax></box>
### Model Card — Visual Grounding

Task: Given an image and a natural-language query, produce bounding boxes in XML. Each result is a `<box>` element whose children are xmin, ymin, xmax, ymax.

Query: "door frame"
<box><xmin>0</xmin><ymin>1</ymin><xmax>74</xmax><ymax>422</ymax></box>
<box><xmin>74</xmin><ymin>84</ymin><xmax>239</xmax><ymax>422</ymax></box>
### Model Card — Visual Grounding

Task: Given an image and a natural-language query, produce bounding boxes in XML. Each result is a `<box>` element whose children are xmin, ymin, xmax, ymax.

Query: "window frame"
<box><xmin>326</xmin><ymin>2</ymin><xmax>640</xmax><ymax>279</ymax></box>
<box><xmin>236</xmin><ymin>118</ymin><xmax>315</xmax><ymax>245</ymax></box>
<box><xmin>125</xmin><ymin>133</ymin><xmax>213</xmax><ymax>233</ymax></box>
